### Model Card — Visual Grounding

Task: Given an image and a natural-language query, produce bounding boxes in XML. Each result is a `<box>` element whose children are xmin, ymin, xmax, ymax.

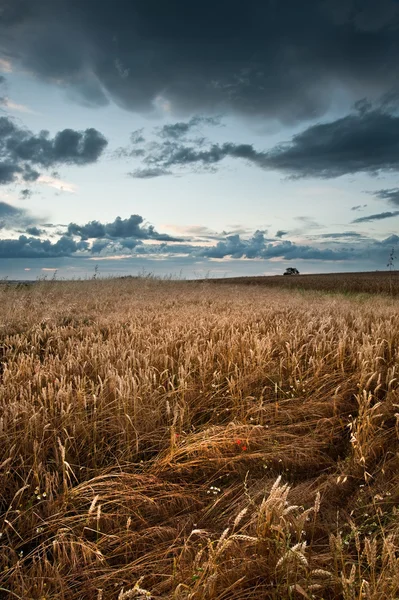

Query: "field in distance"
<box><xmin>207</xmin><ymin>269</ymin><xmax>399</xmax><ymax>296</ymax></box>
<box><xmin>1</xmin><ymin>278</ymin><xmax>399</xmax><ymax>599</ymax></box>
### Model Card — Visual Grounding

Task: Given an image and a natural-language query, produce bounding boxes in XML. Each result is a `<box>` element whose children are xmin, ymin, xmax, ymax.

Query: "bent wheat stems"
<box><xmin>0</xmin><ymin>279</ymin><xmax>398</xmax><ymax>599</ymax></box>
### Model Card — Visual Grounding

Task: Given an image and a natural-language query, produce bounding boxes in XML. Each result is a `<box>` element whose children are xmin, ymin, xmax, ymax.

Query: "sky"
<box><xmin>0</xmin><ymin>0</ymin><xmax>398</xmax><ymax>280</ymax></box>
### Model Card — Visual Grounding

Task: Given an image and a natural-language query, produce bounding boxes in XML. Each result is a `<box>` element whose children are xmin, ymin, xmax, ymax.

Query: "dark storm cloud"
<box><xmin>0</xmin><ymin>235</ymin><xmax>88</xmax><ymax>258</ymax></box>
<box><xmin>262</xmin><ymin>108</ymin><xmax>399</xmax><ymax>178</ymax></box>
<box><xmin>0</xmin><ymin>162</ymin><xmax>20</xmax><ymax>184</ymax></box>
<box><xmin>2</xmin><ymin>0</ymin><xmax>399</xmax><ymax>122</ymax></box>
<box><xmin>130</xmin><ymin>129</ymin><xmax>145</xmax><ymax>144</ymax></box>
<box><xmin>66</xmin><ymin>214</ymin><xmax>181</xmax><ymax>241</ymax></box>
<box><xmin>190</xmin><ymin>232</ymin><xmax>399</xmax><ymax>262</ymax></box>
<box><xmin>0</xmin><ymin>116</ymin><xmax>108</xmax><ymax>184</ymax></box>
<box><xmin>199</xmin><ymin>231</ymin><xmax>270</xmax><ymax>260</ymax></box>
<box><xmin>191</xmin><ymin>233</ymin><xmax>353</xmax><ymax>261</ymax></box>
<box><xmin>25</xmin><ymin>226</ymin><xmax>44</xmax><ymax>236</ymax></box>
<box><xmin>128</xmin><ymin>136</ymin><xmax>266</xmax><ymax>178</ymax></box>
<box><xmin>129</xmin><ymin>104</ymin><xmax>399</xmax><ymax>179</ymax></box>
<box><xmin>158</xmin><ymin>116</ymin><xmax>222</xmax><ymax>140</ymax></box>
<box><xmin>0</xmin><ymin>201</ymin><xmax>24</xmax><ymax>221</ymax></box>
<box><xmin>352</xmin><ymin>211</ymin><xmax>399</xmax><ymax>223</ymax></box>
<box><xmin>129</xmin><ymin>167</ymin><xmax>171</xmax><ymax>179</ymax></box>
<box><xmin>317</xmin><ymin>232</ymin><xmax>365</xmax><ymax>239</ymax></box>
<box><xmin>0</xmin><ymin>75</ymin><xmax>6</xmax><ymax>104</ymax></box>
<box><xmin>370</xmin><ymin>188</ymin><xmax>399</xmax><ymax>206</ymax></box>
<box><xmin>0</xmin><ymin>76</ymin><xmax>6</xmax><ymax>108</ymax></box>
<box><xmin>22</xmin><ymin>165</ymin><xmax>40</xmax><ymax>182</ymax></box>
<box><xmin>90</xmin><ymin>233</ymin><xmax>356</xmax><ymax>262</ymax></box>
<box><xmin>0</xmin><ymin>200</ymin><xmax>38</xmax><ymax>228</ymax></box>
<box><xmin>20</xmin><ymin>188</ymin><xmax>32</xmax><ymax>199</ymax></box>
<box><xmin>159</xmin><ymin>142</ymin><xmax>262</xmax><ymax>168</ymax></box>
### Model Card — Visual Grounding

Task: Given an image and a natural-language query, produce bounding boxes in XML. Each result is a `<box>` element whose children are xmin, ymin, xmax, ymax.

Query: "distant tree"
<box><xmin>284</xmin><ymin>267</ymin><xmax>300</xmax><ymax>276</ymax></box>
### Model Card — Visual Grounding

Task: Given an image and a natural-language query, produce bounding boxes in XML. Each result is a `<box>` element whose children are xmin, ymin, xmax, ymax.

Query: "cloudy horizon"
<box><xmin>0</xmin><ymin>0</ymin><xmax>398</xmax><ymax>280</ymax></box>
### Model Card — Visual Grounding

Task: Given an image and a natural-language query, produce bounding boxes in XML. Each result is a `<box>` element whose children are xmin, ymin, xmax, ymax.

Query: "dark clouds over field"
<box><xmin>2</xmin><ymin>0</ymin><xmax>399</xmax><ymax>122</ymax></box>
<box><xmin>3</xmin><ymin>1</ymin><xmax>399</xmax><ymax>183</ymax></box>
<box><xmin>0</xmin><ymin>0</ymin><xmax>398</xmax><ymax>276</ymax></box>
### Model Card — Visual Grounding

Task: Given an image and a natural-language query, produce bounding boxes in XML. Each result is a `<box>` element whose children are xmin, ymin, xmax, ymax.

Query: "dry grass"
<box><xmin>0</xmin><ymin>278</ymin><xmax>399</xmax><ymax>599</ymax></box>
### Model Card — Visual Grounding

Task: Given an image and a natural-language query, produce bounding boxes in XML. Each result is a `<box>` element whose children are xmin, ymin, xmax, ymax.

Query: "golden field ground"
<box><xmin>0</xmin><ymin>278</ymin><xmax>399</xmax><ymax>599</ymax></box>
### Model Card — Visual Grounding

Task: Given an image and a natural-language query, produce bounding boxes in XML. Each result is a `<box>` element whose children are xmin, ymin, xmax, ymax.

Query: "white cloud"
<box><xmin>1</xmin><ymin>98</ymin><xmax>34</xmax><ymax>113</ymax></box>
<box><xmin>38</xmin><ymin>175</ymin><xmax>77</xmax><ymax>193</ymax></box>
<box><xmin>0</xmin><ymin>191</ymin><xmax>18</xmax><ymax>202</ymax></box>
<box><xmin>163</xmin><ymin>224</ymin><xmax>217</xmax><ymax>236</ymax></box>
<box><xmin>153</xmin><ymin>94</ymin><xmax>172</xmax><ymax>114</ymax></box>
<box><xmin>0</xmin><ymin>58</ymin><xmax>12</xmax><ymax>73</ymax></box>
<box><xmin>88</xmin><ymin>254</ymin><xmax>132</xmax><ymax>261</ymax></box>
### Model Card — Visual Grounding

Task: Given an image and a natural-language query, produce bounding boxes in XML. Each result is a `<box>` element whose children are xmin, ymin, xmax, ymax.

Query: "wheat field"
<box><xmin>0</xmin><ymin>278</ymin><xmax>399</xmax><ymax>599</ymax></box>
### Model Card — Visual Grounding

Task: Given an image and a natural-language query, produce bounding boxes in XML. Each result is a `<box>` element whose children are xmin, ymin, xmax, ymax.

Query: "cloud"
<box><xmin>129</xmin><ymin>167</ymin><xmax>171</xmax><ymax>179</ymax></box>
<box><xmin>127</xmin><ymin>103</ymin><xmax>399</xmax><ymax>180</ymax></box>
<box><xmin>158</xmin><ymin>116</ymin><xmax>222</xmax><ymax>139</ymax></box>
<box><xmin>351</xmin><ymin>204</ymin><xmax>367</xmax><ymax>211</ymax></box>
<box><xmin>0</xmin><ymin>162</ymin><xmax>21</xmax><ymax>184</ymax></box>
<box><xmin>23</xmin><ymin>165</ymin><xmax>40</xmax><ymax>182</ymax></box>
<box><xmin>0</xmin><ymin>235</ymin><xmax>88</xmax><ymax>258</ymax></box>
<box><xmin>276</xmin><ymin>230</ymin><xmax>288</xmax><ymax>238</ymax></box>
<box><xmin>157</xmin><ymin>142</ymin><xmax>263</xmax><ymax>170</ymax></box>
<box><xmin>37</xmin><ymin>174</ymin><xmax>77</xmax><ymax>193</ymax></box>
<box><xmin>3</xmin><ymin>1</ymin><xmax>399</xmax><ymax>123</ymax></box>
<box><xmin>165</xmin><ymin>224</ymin><xmax>219</xmax><ymax>240</ymax></box>
<box><xmin>316</xmin><ymin>231</ymin><xmax>365</xmax><ymax>239</ymax></box>
<box><xmin>0</xmin><ymin>208</ymin><xmax>397</xmax><ymax>264</ymax></box>
<box><xmin>295</xmin><ymin>216</ymin><xmax>321</xmax><ymax>229</ymax></box>
<box><xmin>7</xmin><ymin>230</ymin><xmax>395</xmax><ymax>263</ymax></box>
<box><xmin>25</xmin><ymin>226</ymin><xmax>44</xmax><ymax>236</ymax></box>
<box><xmin>370</xmin><ymin>188</ymin><xmax>399</xmax><ymax>206</ymax></box>
<box><xmin>20</xmin><ymin>188</ymin><xmax>32</xmax><ymax>199</ymax></box>
<box><xmin>117</xmin><ymin>116</ymin><xmax>221</xmax><ymax>164</ymax></box>
<box><xmin>66</xmin><ymin>214</ymin><xmax>181</xmax><ymax>242</ymax></box>
<box><xmin>0</xmin><ymin>116</ymin><xmax>108</xmax><ymax>184</ymax></box>
<box><xmin>261</xmin><ymin>107</ymin><xmax>399</xmax><ymax>178</ymax></box>
<box><xmin>351</xmin><ymin>211</ymin><xmax>399</xmax><ymax>223</ymax></box>
<box><xmin>130</xmin><ymin>129</ymin><xmax>145</xmax><ymax>144</ymax></box>
<box><xmin>0</xmin><ymin>97</ymin><xmax>34</xmax><ymax>113</ymax></box>
<box><xmin>188</xmin><ymin>232</ymin><xmax>347</xmax><ymax>261</ymax></box>
<box><xmin>0</xmin><ymin>59</ymin><xmax>12</xmax><ymax>73</ymax></box>
<box><xmin>128</xmin><ymin>132</ymin><xmax>267</xmax><ymax>177</ymax></box>
<box><xmin>0</xmin><ymin>201</ymin><xmax>38</xmax><ymax>229</ymax></box>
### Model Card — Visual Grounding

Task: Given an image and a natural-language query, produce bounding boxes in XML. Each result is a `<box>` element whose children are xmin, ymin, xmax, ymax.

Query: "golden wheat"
<box><xmin>0</xmin><ymin>278</ymin><xmax>398</xmax><ymax>599</ymax></box>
